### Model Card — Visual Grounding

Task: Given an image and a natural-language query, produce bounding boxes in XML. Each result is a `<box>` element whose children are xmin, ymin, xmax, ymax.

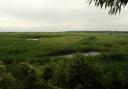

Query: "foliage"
<box><xmin>88</xmin><ymin>0</ymin><xmax>128</xmax><ymax>14</ymax></box>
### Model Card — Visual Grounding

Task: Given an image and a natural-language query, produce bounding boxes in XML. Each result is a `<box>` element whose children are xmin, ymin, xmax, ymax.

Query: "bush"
<box><xmin>68</xmin><ymin>56</ymin><xmax>103</xmax><ymax>89</ymax></box>
<box><xmin>0</xmin><ymin>73</ymin><xmax>20</xmax><ymax>89</ymax></box>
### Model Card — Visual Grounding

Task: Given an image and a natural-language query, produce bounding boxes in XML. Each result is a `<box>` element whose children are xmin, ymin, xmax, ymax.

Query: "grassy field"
<box><xmin>0</xmin><ymin>32</ymin><xmax>128</xmax><ymax>60</ymax></box>
<box><xmin>0</xmin><ymin>32</ymin><xmax>128</xmax><ymax>89</ymax></box>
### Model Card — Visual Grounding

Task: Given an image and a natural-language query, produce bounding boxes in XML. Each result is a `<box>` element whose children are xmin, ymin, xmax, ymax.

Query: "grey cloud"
<box><xmin>0</xmin><ymin>0</ymin><xmax>128</xmax><ymax>31</ymax></box>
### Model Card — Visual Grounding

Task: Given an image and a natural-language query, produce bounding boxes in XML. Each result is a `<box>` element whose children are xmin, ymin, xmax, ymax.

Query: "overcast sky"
<box><xmin>0</xmin><ymin>0</ymin><xmax>128</xmax><ymax>32</ymax></box>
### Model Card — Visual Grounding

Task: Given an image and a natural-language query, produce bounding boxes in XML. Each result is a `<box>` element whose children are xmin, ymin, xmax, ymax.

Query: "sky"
<box><xmin>0</xmin><ymin>0</ymin><xmax>128</xmax><ymax>32</ymax></box>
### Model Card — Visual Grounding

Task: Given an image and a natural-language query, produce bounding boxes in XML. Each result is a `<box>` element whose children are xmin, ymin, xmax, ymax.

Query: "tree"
<box><xmin>88</xmin><ymin>0</ymin><xmax>128</xmax><ymax>14</ymax></box>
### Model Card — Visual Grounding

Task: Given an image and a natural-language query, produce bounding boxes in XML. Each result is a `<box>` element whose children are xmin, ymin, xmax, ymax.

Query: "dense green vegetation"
<box><xmin>0</xmin><ymin>32</ymin><xmax>128</xmax><ymax>89</ymax></box>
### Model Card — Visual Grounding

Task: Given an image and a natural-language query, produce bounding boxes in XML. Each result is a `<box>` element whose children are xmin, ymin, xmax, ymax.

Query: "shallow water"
<box><xmin>81</xmin><ymin>52</ymin><xmax>101</xmax><ymax>56</ymax></box>
<box><xmin>26</xmin><ymin>39</ymin><xmax>39</xmax><ymax>41</ymax></box>
<box><xmin>56</xmin><ymin>52</ymin><xmax>101</xmax><ymax>58</ymax></box>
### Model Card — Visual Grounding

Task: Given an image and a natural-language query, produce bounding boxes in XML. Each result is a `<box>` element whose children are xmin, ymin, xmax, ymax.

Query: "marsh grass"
<box><xmin>0</xmin><ymin>32</ymin><xmax>128</xmax><ymax>62</ymax></box>
<box><xmin>0</xmin><ymin>32</ymin><xmax>128</xmax><ymax>89</ymax></box>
